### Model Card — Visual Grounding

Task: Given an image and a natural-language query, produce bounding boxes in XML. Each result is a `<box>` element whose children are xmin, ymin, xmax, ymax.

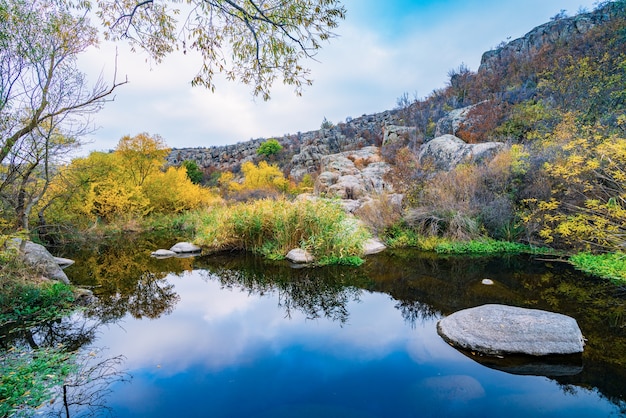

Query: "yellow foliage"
<box><xmin>230</xmin><ymin>161</ymin><xmax>289</xmax><ymax>194</ymax></box>
<box><xmin>143</xmin><ymin>167</ymin><xmax>221</xmax><ymax>213</ymax></box>
<box><xmin>524</xmin><ymin>120</ymin><xmax>626</xmax><ymax>251</ymax></box>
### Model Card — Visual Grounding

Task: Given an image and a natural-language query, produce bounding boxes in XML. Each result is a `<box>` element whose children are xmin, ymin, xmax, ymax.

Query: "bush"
<box><xmin>193</xmin><ymin>198</ymin><xmax>370</xmax><ymax>264</ymax></box>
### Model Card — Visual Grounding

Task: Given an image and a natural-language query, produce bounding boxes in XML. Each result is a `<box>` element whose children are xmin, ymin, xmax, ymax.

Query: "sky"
<box><xmin>77</xmin><ymin>0</ymin><xmax>600</xmax><ymax>153</ymax></box>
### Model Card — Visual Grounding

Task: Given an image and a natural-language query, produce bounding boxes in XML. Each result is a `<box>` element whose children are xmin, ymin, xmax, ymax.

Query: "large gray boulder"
<box><xmin>418</xmin><ymin>135</ymin><xmax>503</xmax><ymax>171</ymax></box>
<box><xmin>437</xmin><ymin>304</ymin><xmax>585</xmax><ymax>356</ymax></box>
<box><xmin>11</xmin><ymin>239</ymin><xmax>70</xmax><ymax>284</ymax></box>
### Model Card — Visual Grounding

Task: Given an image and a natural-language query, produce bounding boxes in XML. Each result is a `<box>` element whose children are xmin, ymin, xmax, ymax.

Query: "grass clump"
<box><xmin>0</xmin><ymin>345</ymin><xmax>76</xmax><ymax>417</ymax></box>
<box><xmin>570</xmin><ymin>252</ymin><xmax>626</xmax><ymax>284</ymax></box>
<box><xmin>193</xmin><ymin>198</ymin><xmax>370</xmax><ymax>264</ymax></box>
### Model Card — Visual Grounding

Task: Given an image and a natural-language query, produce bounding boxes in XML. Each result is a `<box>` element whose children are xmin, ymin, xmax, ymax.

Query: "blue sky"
<box><xmin>79</xmin><ymin>0</ymin><xmax>599</xmax><ymax>153</ymax></box>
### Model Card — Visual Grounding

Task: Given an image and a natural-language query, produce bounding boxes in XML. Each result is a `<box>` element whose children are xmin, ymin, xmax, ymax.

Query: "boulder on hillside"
<box><xmin>437</xmin><ymin>304</ymin><xmax>585</xmax><ymax>356</ymax></box>
<box><xmin>418</xmin><ymin>134</ymin><xmax>503</xmax><ymax>171</ymax></box>
<box><xmin>434</xmin><ymin>105</ymin><xmax>475</xmax><ymax>137</ymax></box>
<box><xmin>10</xmin><ymin>239</ymin><xmax>70</xmax><ymax>284</ymax></box>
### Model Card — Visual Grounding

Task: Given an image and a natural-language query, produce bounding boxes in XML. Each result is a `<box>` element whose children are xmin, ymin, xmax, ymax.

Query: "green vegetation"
<box><xmin>194</xmin><ymin>198</ymin><xmax>370</xmax><ymax>265</ymax></box>
<box><xmin>434</xmin><ymin>239</ymin><xmax>550</xmax><ymax>255</ymax></box>
<box><xmin>0</xmin><ymin>346</ymin><xmax>76</xmax><ymax>417</ymax></box>
<box><xmin>570</xmin><ymin>252</ymin><xmax>626</xmax><ymax>284</ymax></box>
<box><xmin>257</xmin><ymin>139</ymin><xmax>283</xmax><ymax>158</ymax></box>
<box><xmin>182</xmin><ymin>160</ymin><xmax>204</xmax><ymax>184</ymax></box>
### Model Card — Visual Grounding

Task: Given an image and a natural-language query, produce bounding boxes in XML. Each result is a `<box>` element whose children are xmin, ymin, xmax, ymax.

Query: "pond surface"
<box><xmin>4</xmin><ymin>237</ymin><xmax>626</xmax><ymax>417</ymax></box>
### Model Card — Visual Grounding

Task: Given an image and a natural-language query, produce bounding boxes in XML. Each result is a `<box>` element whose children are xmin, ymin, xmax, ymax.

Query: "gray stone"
<box><xmin>11</xmin><ymin>239</ymin><xmax>70</xmax><ymax>284</ymax></box>
<box><xmin>434</xmin><ymin>105</ymin><xmax>475</xmax><ymax>137</ymax></box>
<box><xmin>54</xmin><ymin>257</ymin><xmax>75</xmax><ymax>269</ymax></box>
<box><xmin>481</xmin><ymin>279</ymin><xmax>494</xmax><ymax>285</ymax></box>
<box><xmin>418</xmin><ymin>135</ymin><xmax>503</xmax><ymax>171</ymax></box>
<box><xmin>151</xmin><ymin>249</ymin><xmax>178</xmax><ymax>258</ymax></box>
<box><xmin>437</xmin><ymin>304</ymin><xmax>585</xmax><ymax>356</ymax></box>
<box><xmin>314</xmin><ymin>146</ymin><xmax>392</xmax><ymax>201</ymax></box>
<box><xmin>362</xmin><ymin>238</ymin><xmax>386</xmax><ymax>255</ymax></box>
<box><xmin>169</xmin><ymin>242</ymin><xmax>202</xmax><ymax>253</ymax></box>
<box><xmin>285</xmin><ymin>248</ymin><xmax>314</xmax><ymax>264</ymax></box>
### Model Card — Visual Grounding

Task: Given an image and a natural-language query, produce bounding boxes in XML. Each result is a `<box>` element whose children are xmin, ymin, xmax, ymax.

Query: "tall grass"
<box><xmin>193</xmin><ymin>198</ymin><xmax>370</xmax><ymax>264</ymax></box>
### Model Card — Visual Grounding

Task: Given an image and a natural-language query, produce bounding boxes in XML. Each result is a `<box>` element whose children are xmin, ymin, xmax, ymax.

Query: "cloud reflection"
<box><xmin>96</xmin><ymin>270</ymin><xmax>441</xmax><ymax>375</ymax></box>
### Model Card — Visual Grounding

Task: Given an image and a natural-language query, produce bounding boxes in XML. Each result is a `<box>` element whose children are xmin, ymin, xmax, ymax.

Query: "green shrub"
<box><xmin>570</xmin><ymin>252</ymin><xmax>626</xmax><ymax>284</ymax></box>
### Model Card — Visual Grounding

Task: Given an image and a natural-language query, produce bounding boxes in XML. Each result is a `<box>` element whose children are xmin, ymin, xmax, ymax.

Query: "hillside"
<box><xmin>167</xmin><ymin>0</ymin><xmax>626</xmax><ymax>178</ymax></box>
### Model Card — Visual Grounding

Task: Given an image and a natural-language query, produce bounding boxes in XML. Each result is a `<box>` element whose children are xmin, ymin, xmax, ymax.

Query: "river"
<box><xmin>4</xmin><ymin>235</ymin><xmax>626</xmax><ymax>417</ymax></box>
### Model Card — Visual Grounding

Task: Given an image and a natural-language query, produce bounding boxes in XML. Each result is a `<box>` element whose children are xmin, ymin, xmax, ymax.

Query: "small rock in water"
<box><xmin>362</xmin><ymin>238</ymin><xmax>386</xmax><ymax>255</ymax></box>
<box><xmin>286</xmin><ymin>248</ymin><xmax>314</xmax><ymax>264</ymax></box>
<box><xmin>151</xmin><ymin>249</ymin><xmax>177</xmax><ymax>258</ymax></box>
<box><xmin>169</xmin><ymin>242</ymin><xmax>202</xmax><ymax>253</ymax></box>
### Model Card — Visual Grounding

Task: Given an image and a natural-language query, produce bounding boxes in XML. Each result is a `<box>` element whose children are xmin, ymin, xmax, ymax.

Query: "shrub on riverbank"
<box><xmin>193</xmin><ymin>198</ymin><xmax>370</xmax><ymax>264</ymax></box>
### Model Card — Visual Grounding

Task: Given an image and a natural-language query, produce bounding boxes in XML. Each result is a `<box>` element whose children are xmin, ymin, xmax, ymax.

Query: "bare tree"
<box><xmin>0</xmin><ymin>0</ymin><xmax>127</xmax><ymax>229</ymax></box>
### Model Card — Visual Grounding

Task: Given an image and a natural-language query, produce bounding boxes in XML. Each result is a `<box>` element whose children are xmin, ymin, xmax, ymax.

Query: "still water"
<box><xmin>10</xmin><ymin>238</ymin><xmax>626</xmax><ymax>417</ymax></box>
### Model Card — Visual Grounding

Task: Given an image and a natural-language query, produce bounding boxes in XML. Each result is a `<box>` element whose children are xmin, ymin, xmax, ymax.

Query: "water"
<box><xmin>4</xmin><ymin>239</ymin><xmax>626</xmax><ymax>417</ymax></box>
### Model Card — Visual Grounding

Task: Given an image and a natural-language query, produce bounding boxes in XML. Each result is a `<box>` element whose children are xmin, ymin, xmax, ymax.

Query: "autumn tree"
<box><xmin>0</xmin><ymin>0</ymin><xmax>125</xmax><ymax>229</ymax></box>
<box><xmin>115</xmin><ymin>133</ymin><xmax>170</xmax><ymax>186</ymax></box>
<box><xmin>95</xmin><ymin>0</ymin><xmax>346</xmax><ymax>100</ymax></box>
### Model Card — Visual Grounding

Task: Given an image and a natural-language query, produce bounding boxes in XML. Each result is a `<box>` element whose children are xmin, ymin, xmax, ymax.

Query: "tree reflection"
<box><xmin>45</xmin><ymin>349</ymin><xmax>129</xmax><ymax>418</ymax></box>
<box><xmin>194</xmin><ymin>253</ymin><xmax>371</xmax><ymax>324</ymax></box>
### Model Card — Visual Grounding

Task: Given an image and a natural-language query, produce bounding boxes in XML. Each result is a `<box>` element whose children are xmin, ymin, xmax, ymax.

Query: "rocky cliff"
<box><xmin>479</xmin><ymin>2</ymin><xmax>621</xmax><ymax>73</ymax></box>
<box><xmin>167</xmin><ymin>2</ymin><xmax>622</xmax><ymax>179</ymax></box>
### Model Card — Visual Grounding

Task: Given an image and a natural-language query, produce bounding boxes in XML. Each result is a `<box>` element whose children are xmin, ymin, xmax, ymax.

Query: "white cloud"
<box><xmin>77</xmin><ymin>0</ymin><xmax>600</xmax><ymax>153</ymax></box>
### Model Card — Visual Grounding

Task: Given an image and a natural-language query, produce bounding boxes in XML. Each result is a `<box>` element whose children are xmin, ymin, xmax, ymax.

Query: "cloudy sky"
<box><xmin>78</xmin><ymin>0</ymin><xmax>599</xmax><ymax>153</ymax></box>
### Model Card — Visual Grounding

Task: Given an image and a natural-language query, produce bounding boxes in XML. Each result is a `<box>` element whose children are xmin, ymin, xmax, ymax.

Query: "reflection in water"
<box><xmin>5</xmin><ymin>238</ymin><xmax>625</xmax><ymax>416</ymax></box>
<box><xmin>45</xmin><ymin>349</ymin><xmax>129</xmax><ymax>418</ymax></box>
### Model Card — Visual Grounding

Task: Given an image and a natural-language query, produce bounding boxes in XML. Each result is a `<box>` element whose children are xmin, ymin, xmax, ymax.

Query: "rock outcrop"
<box><xmin>437</xmin><ymin>304</ymin><xmax>585</xmax><ymax>356</ymax></box>
<box><xmin>10</xmin><ymin>239</ymin><xmax>70</xmax><ymax>284</ymax></box>
<box><xmin>314</xmin><ymin>146</ymin><xmax>392</xmax><ymax>200</ymax></box>
<box><xmin>418</xmin><ymin>134</ymin><xmax>503</xmax><ymax>171</ymax></box>
<box><xmin>479</xmin><ymin>3</ymin><xmax>620</xmax><ymax>73</ymax></box>
<box><xmin>434</xmin><ymin>105</ymin><xmax>475</xmax><ymax>138</ymax></box>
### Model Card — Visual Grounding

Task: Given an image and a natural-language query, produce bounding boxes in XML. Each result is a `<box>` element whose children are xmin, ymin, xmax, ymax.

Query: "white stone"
<box><xmin>363</xmin><ymin>238</ymin><xmax>386</xmax><ymax>255</ymax></box>
<box><xmin>285</xmin><ymin>248</ymin><xmax>314</xmax><ymax>264</ymax></box>
<box><xmin>169</xmin><ymin>242</ymin><xmax>202</xmax><ymax>253</ymax></box>
<box><xmin>151</xmin><ymin>249</ymin><xmax>178</xmax><ymax>258</ymax></box>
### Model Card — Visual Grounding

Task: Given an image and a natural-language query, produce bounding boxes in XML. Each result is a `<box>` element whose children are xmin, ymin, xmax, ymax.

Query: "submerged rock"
<box><xmin>437</xmin><ymin>304</ymin><xmax>585</xmax><ymax>356</ymax></box>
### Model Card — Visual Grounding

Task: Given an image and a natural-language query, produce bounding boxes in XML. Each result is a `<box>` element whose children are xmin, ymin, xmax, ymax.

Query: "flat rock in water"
<box><xmin>169</xmin><ymin>242</ymin><xmax>202</xmax><ymax>254</ymax></box>
<box><xmin>437</xmin><ymin>304</ymin><xmax>585</xmax><ymax>356</ymax></box>
<box><xmin>151</xmin><ymin>249</ymin><xmax>178</xmax><ymax>258</ymax></box>
<box><xmin>286</xmin><ymin>248</ymin><xmax>314</xmax><ymax>264</ymax></box>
